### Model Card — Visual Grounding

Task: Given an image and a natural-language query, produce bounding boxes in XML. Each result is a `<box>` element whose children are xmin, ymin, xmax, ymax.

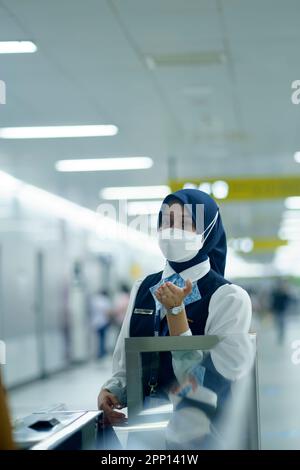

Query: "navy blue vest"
<box><xmin>129</xmin><ymin>269</ymin><xmax>230</xmax><ymax>396</ymax></box>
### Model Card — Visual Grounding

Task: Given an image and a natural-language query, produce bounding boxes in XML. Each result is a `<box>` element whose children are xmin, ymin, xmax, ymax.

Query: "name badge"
<box><xmin>133</xmin><ymin>308</ymin><xmax>154</xmax><ymax>315</ymax></box>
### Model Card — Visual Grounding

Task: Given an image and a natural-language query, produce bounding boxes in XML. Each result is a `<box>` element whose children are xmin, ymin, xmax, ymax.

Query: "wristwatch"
<box><xmin>167</xmin><ymin>302</ymin><xmax>184</xmax><ymax>315</ymax></box>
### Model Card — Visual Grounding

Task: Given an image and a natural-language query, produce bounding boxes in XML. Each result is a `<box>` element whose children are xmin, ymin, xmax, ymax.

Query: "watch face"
<box><xmin>170</xmin><ymin>304</ymin><xmax>183</xmax><ymax>315</ymax></box>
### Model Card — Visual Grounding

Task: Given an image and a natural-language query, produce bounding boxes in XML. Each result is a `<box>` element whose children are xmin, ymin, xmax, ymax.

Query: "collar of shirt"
<box><xmin>162</xmin><ymin>258</ymin><xmax>211</xmax><ymax>283</ymax></box>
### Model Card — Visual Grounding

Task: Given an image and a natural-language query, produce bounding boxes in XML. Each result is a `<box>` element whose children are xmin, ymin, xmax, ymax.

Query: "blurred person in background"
<box><xmin>69</xmin><ymin>261</ymin><xmax>89</xmax><ymax>362</ymax></box>
<box><xmin>111</xmin><ymin>283</ymin><xmax>131</xmax><ymax>331</ymax></box>
<box><xmin>90</xmin><ymin>289</ymin><xmax>112</xmax><ymax>359</ymax></box>
<box><xmin>61</xmin><ymin>276</ymin><xmax>71</xmax><ymax>362</ymax></box>
<box><xmin>270</xmin><ymin>279</ymin><xmax>293</xmax><ymax>345</ymax></box>
<box><xmin>247</xmin><ymin>286</ymin><xmax>263</xmax><ymax>331</ymax></box>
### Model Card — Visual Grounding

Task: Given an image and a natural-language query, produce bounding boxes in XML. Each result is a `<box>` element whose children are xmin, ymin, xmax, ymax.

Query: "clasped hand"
<box><xmin>154</xmin><ymin>279</ymin><xmax>192</xmax><ymax>310</ymax></box>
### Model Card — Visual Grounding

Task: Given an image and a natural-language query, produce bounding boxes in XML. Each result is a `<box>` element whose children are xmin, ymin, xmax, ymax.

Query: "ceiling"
<box><xmin>1</xmin><ymin>0</ymin><xmax>300</xmax><ymax>263</ymax></box>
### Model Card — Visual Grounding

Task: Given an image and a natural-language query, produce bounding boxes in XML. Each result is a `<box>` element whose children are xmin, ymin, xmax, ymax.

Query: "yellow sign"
<box><xmin>252</xmin><ymin>238</ymin><xmax>288</xmax><ymax>252</ymax></box>
<box><xmin>230</xmin><ymin>238</ymin><xmax>288</xmax><ymax>253</ymax></box>
<box><xmin>169</xmin><ymin>176</ymin><xmax>300</xmax><ymax>201</ymax></box>
<box><xmin>130</xmin><ymin>263</ymin><xmax>142</xmax><ymax>280</ymax></box>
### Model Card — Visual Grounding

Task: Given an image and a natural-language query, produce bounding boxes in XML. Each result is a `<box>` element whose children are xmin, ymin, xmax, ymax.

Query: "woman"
<box><xmin>98</xmin><ymin>189</ymin><xmax>252</xmax><ymax>425</ymax></box>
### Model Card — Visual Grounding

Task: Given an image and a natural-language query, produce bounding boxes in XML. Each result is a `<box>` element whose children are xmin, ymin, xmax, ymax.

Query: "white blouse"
<box><xmin>101</xmin><ymin>259</ymin><xmax>252</xmax><ymax>404</ymax></box>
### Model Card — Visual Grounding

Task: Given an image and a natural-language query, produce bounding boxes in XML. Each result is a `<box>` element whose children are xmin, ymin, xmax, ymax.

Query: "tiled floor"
<box><xmin>8</xmin><ymin>313</ymin><xmax>300</xmax><ymax>449</ymax></box>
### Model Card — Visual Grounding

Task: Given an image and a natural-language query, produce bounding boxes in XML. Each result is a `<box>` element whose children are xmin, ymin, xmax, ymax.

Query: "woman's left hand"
<box><xmin>155</xmin><ymin>279</ymin><xmax>192</xmax><ymax>310</ymax></box>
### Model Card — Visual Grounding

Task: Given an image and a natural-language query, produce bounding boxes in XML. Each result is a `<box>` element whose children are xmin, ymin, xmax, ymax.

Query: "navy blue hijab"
<box><xmin>158</xmin><ymin>189</ymin><xmax>227</xmax><ymax>276</ymax></box>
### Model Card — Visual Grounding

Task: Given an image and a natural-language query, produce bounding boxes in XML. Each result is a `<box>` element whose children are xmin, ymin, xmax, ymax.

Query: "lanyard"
<box><xmin>154</xmin><ymin>307</ymin><xmax>161</xmax><ymax>337</ymax></box>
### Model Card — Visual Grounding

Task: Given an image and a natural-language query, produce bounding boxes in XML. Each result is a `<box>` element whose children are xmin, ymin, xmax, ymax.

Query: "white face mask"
<box><xmin>158</xmin><ymin>212</ymin><xmax>219</xmax><ymax>262</ymax></box>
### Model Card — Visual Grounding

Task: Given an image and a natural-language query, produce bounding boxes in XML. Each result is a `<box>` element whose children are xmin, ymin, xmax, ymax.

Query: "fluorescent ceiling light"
<box><xmin>285</xmin><ymin>197</ymin><xmax>300</xmax><ymax>210</ymax></box>
<box><xmin>127</xmin><ymin>200</ymin><xmax>162</xmax><ymax>215</ymax></box>
<box><xmin>278</xmin><ymin>229</ymin><xmax>300</xmax><ymax>240</ymax></box>
<box><xmin>100</xmin><ymin>185</ymin><xmax>170</xmax><ymax>200</ymax></box>
<box><xmin>281</xmin><ymin>225</ymin><xmax>300</xmax><ymax>232</ymax></box>
<box><xmin>279</xmin><ymin>224</ymin><xmax>300</xmax><ymax>231</ymax></box>
<box><xmin>229</xmin><ymin>237</ymin><xmax>254</xmax><ymax>253</ymax></box>
<box><xmin>0</xmin><ymin>41</ymin><xmax>37</xmax><ymax>54</ymax></box>
<box><xmin>278</xmin><ymin>225</ymin><xmax>300</xmax><ymax>235</ymax></box>
<box><xmin>183</xmin><ymin>183</ymin><xmax>197</xmax><ymax>189</ymax></box>
<box><xmin>198</xmin><ymin>182</ymin><xmax>212</xmax><ymax>194</ymax></box>
<box><xmin>239</xmin><ymin>238</ymin><xmax>254</xmax><ymax>253</ymax></box>
<box><xmin>282</xmin><ymin>210</ymin><xmax>300</xmax><ymax>219</ymax></box>
<box><xmin>0</xmin><ymin>125</ymin><xmax>118</xmax><ymax>139</ymax></box>
<box><xmin>281</xmin><ymin>220</ymin><xmax>300</xmax><ymax>228</ymax></box>
<box><xmin>211</xmin><ymin>180</ymin><xmax>229</xmax><ymax>199</ymax></box>
<box><xmin>56</xmin><ymin>157</ymin><xmax>152</xmax><ymax>172</ymax></box>
<box><xmin>294</xmin><ymin>151</ymin><xmax>300</xmax><ymax>163</ymax></box>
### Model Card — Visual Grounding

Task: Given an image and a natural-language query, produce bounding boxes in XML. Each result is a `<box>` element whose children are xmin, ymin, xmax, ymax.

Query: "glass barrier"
<box><xmin>99</xmin><ymin>334</ymin><xmax>259</xmax><ymax>451</ymax></box>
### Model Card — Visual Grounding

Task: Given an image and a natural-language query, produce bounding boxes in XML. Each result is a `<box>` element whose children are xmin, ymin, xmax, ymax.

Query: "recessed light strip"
<box><xmin>0</xmin><ymin>41</ymin><xmax>37</xmax><ymax>54</ymax></box>
<box><xmin>127</xmin><ymin>200</ymin><xmax>162</xmax><ymax>215</ymax></box>
<box><xmin>100</xmin><ymin>185</ymin><xmax>170</xmax><ymax>200</ymax></box>
<box><xmin>56</xmin><ymin>157</ymin><xmax>152</xmax><ymax>172</ymax></box>
<box><xmin>0</xmin><ymin>125</ymin><xmax>118</xmax><ymax>139</ymax></box>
